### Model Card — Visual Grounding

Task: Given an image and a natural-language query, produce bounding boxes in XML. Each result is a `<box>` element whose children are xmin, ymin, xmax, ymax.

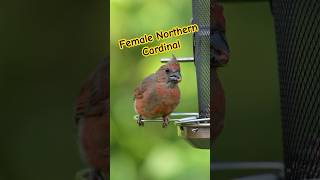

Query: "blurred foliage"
<box><xmin>213</xmin><ymin>2</ymin><xmax>283</xmax><ymax>179</ymax></box>
<box><xmin>0</xmin><ymin>0</ymin><xmax>107</xmax><ymax>180</ymax></box>
<box><xmin>110</xmin><ymin>0</ymin><xmax>210</xmax><ymax>180</ymax></box>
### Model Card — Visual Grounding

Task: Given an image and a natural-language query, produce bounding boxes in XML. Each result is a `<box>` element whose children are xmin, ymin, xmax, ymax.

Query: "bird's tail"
<box><xmin>76</xmin><ymin>168</ymin><xmax>106</xmax><ymax>180</ymax></box>
<box><xmin>89</xmin><ymin>168</ymin><xmax>105</xmax><ymax>180</ymax></box>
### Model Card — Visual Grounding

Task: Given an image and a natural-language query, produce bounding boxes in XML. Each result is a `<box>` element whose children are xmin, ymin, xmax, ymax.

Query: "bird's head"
<box><xmin>156</xmin><ymin>55</ymin><xmax>181</xmax><ymax>86</ymax></box>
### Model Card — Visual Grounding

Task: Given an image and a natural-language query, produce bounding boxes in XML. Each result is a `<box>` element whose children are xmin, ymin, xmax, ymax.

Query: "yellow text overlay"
<box><xmin>117</xmin><ymin>24</ymin><xmax>198</xmax><ymax>56</ymax></box>
<box><xmin>142</xmin><ymin>40</ymin><xmax>181</xmax><ymax>57</ymax></box>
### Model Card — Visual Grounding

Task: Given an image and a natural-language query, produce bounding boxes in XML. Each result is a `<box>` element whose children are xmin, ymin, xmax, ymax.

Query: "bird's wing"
<box><xmin>75</xmin><ymin>59</ymin><xmax>109</xmax><ymax>124</ymax></box>
<box><xmin>74</xmin><ymin>58</ymin><xmax>110</xmax><ymax>176</ymax></box>
<box><xmin>134</xmin><ymin>74</ymin><xmax>155</xmax><ymax>100</ymax></box>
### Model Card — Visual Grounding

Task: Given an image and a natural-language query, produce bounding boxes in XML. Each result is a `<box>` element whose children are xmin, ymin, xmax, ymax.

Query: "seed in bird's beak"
<box><xmin>169</xmin><ymin>72</ymin><xmax>182</xmax><ymax>82</ymax></box>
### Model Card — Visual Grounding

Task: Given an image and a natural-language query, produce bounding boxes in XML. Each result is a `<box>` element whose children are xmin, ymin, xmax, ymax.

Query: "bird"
<box><xmin>74</xmin><ymin>59</ymin><xmax>109</xmax><ymax>180</ymax></box>
<box><xmin>134</xmin><ymin>55</ymin><xmax>181</xmax><ymax>128</ymax></box>
<box><xmin>211</xmin><ymin>0</ymin><xmax>229</xmax><ymax>140</ymax></box>
<box><xmin>212</xmin><ymin>69</ymin><xmax>225</xmax><ymax>140</ymax></box>
<box><xmin>211</xmin><ymin>0</ymin><xmax>230</xmax><ymax>67</ymax></box>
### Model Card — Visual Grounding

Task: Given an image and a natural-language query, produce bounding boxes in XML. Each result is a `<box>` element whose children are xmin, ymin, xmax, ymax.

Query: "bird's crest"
<box><xmin>166</xmin><ymin>54</ymin><xmax>180</xmax><ymax>71</ymax></box>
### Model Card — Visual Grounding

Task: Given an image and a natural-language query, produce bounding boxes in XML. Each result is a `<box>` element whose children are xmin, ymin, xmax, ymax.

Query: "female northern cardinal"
<box><xmin>75</xmin><ymin>59</ymin><xmax>109</xmax><ymax>180</ymax></box>
<box><xmin>134</xmin><ymin>56</ymin><xmax>182</xmax><ymax>128</ymax></box>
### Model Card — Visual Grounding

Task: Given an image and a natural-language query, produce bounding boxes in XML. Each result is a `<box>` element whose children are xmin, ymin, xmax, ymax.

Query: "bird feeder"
<box><xmin>134</xmin><ymin>0</ymin><xmax>210</xmax><ymax>149</ymax></box>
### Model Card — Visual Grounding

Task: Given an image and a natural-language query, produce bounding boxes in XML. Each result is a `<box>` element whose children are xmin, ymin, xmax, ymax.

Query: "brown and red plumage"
<box><xmin>75</xmin><ymin>59</ymin><xmax>109</xmax><ymax>180</ymax></box>
<box><xmin>212</xmin><ymin>70</ymin><xmax>225</xmax><ymax>140</ymax></box>
<box><xmin>211</xmin><ymin>0</ymin><xmax>229</xmax><ymax>140</ymax></box>
<box><xmin>134</xmin><ymin>56</ymin><xmax>181</xmax><ymax>128</ymax></box>
<box><xmin>211</xmin><ymin>0</ymin><xmax>230</xmax><ymax>67</ymax></box>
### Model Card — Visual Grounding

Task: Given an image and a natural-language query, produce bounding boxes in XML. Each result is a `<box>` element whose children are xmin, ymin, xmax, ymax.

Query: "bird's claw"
<box><xmin>137</xmin><ymin>115</ymin><xmax>144</xmax><ymax>127</ymax></box>
<box><xmin>162</xmin><ymin>122</ymin><xmax>168</xmax><ymax>128</ymax></box>
<box><xmin>162</xmin><ymin>116</ymin><xmax>169</xmax><ymax>128</ymax></box>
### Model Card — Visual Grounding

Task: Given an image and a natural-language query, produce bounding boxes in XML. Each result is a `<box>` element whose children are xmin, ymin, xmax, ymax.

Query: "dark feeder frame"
<box><xmin>210</xmin><ymin>0</ymin><xmax>320</xmax><ymax>179</ymax></box>
<box><xmin>211</xmin><ymin>0</ymin><xmax>285</xmax><ymax>178</ymax></box>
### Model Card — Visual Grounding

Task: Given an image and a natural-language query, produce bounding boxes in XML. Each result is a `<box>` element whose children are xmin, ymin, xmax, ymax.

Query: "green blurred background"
<box><xmin>0</xmin><ymin>0</ymin><xmax>107</xmax><ymax>180</ymax></box>
<box><xmin>110</xmin><ymin>0</ymin><xmax>210</xmax><ymax>180</ymax></box>
<box><xmin>213</xmin><ymin>1</ymin><xmax>283</xmax><ymax>179</ymax></box>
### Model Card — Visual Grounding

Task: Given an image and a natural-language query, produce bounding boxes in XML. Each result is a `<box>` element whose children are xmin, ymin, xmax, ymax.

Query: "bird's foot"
<box><xmin>137</xmin><ymin>115</ymin><xmax>144</xmax><ymax>127</ymax></box>
<box><xmin>162</xmin><ymin>116</ymin><xmax>169</xmax><ymax>128</ymax></box>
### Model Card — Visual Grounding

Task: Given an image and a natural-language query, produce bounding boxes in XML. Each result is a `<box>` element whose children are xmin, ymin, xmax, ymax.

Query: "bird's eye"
<box><xmin>165</xmin><ymin>68</ymin><xmax>170</xmax><ymax>73</ymax></box>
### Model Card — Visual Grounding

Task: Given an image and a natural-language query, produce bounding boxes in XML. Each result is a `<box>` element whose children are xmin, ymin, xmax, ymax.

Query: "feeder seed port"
<box><xmin>134</xmin><ymin>112</ymin><xmax>210</xmax><ymax>149</ymax></box>
<box><xmin>133</xmin><ymin>112</ymin><xmax>209</xmax><ymax>124</ymax></box>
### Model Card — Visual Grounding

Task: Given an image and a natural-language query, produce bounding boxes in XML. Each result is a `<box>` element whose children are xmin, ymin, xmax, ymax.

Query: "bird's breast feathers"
<box><xmin>134</xmin><ymin>82</ymin><xmax>180</xmax><ymax>118</ymax></box>
<box><xmin>155</xmin><ymin>82</ymin><xmax>180</xmax><ymax>102</ymax></box>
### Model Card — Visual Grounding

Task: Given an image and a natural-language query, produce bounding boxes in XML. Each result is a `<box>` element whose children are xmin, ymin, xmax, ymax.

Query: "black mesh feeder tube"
<box><xmin>176</xmin><ymin>0</ymin><xmax>211</xmax><ymax>149</ymax></box>
<box><xmin>272</xmin><ymin>0</ymin><xmax>320</xmax><ymax>179</ymax></box>
<box><xmin>193</xmin><ymin>0</ymin><xmax>210</xmax><ymax>118</ymax></box>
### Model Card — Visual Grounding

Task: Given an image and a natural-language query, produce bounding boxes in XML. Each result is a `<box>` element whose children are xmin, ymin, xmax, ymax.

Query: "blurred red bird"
<box><xmin>134</xmin><ymin>56</ymin><xmax>181</xmax><ymax>128</ymax></box>
<box><xmin>212</xmin><ymin>70</ymin><xmax>225</xmax><ymax>140</ymax></box>
<box><xmin>211</xmin><ymin>0</ymin><xmax>229</xmax><ymax>140</ymax></box>
<box><xmin>75</xmin><ymin>60</ymin><xmax>109</xmax><ymax>180</ymax></box>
